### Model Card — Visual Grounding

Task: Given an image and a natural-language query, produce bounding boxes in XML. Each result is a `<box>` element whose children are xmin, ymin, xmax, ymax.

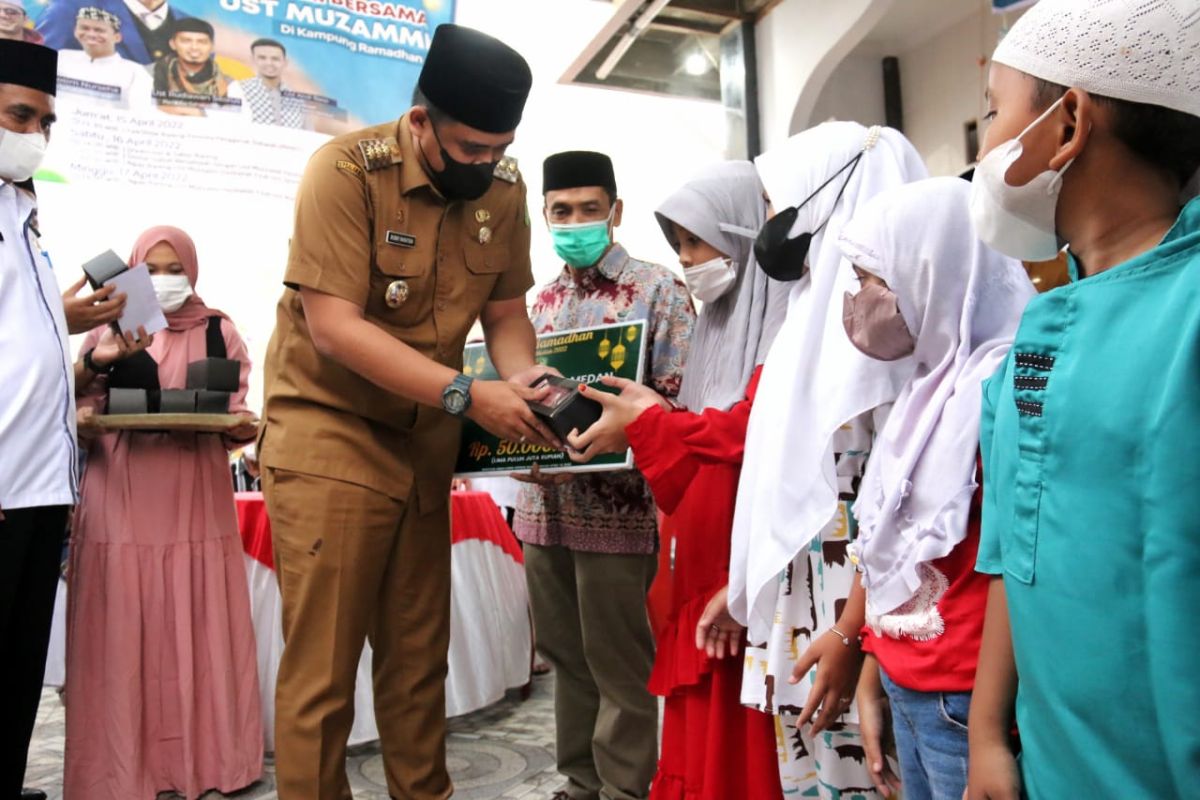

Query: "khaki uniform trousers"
<box><xmin>264</xmin><ymin>468</ymin><xmax>452</xmax><ymax>800</ymax></box>
<box><xmin>525</xmin><ymin>544</ymin><xmax>659</xmax><ymax>800</ymax></box>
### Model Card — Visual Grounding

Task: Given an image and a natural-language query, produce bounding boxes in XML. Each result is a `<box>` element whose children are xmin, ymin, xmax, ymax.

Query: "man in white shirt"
<box><xmin>0</xmin><ymin>39</ymin><xmax>76</xmax><ymax>800</ymax></box>
<box><xmin>56</xmin><ymin>7</ymin><xmax>154</xmax><ymax>111</ymax></box>
<box><xmin>227</xmin><ymin>38</ymin><xmax>308</xmax><ymax>129</ymax></box>
<box><xmin>37</xmin><ymin>0</ymin><xmax>190</xmax><ymax>64</ymax></box>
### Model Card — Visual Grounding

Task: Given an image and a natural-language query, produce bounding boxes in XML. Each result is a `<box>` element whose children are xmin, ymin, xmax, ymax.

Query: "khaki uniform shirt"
<box><xmin>260</xmin><ymin>113</ymin><xmax>533</xmax><ymax>513</ymax></box>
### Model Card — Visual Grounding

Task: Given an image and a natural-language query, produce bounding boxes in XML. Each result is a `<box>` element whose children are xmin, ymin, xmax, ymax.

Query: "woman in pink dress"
<box><xmin>65</xmin><ymin>226</ymin><xmax>263</xmax><ymax>799</ymax></box>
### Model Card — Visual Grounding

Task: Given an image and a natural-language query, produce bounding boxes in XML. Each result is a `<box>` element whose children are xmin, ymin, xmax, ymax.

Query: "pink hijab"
<box><xmin>129</xmin><ymin>226</ymin><xmax>229</xmax><ymax>332</ymax></box>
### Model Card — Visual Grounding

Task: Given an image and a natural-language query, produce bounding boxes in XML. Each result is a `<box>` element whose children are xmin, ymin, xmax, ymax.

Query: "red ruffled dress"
<box><xmin>625</xmin><ymin>368</ymin><xmax>782</xmax><ymax>800</ymax></box>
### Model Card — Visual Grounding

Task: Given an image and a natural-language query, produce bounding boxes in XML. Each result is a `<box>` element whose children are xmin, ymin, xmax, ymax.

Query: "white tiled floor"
<box><xmin>25</xmin><ymin>675</ymin><xmax>564</xmax><ymax>799</ymax></box>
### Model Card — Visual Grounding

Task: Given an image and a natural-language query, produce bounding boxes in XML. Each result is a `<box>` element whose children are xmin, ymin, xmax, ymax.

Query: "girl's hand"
<box><xmin>966</xmin><ymin>740</ymin><xmax>1021</xmax><ymax>800</ymax></box>
<box><xmin>567</xmin><ymin>376</ymin><xmax>669</xmax><ymax>462</ymax></box>
<box><xmin>77</xmin><ymin>406</ymin><xmax>103</xmax><ymax>441</ymax></box>
<box><xmin>792</xmin><ymin>628</ymin><xmax>865</xmax><ymax>733</ymax></box>
<box><xmin>856</xmin><ymin>654</ymin><xmax>902</xmax><ymax>797</ymax></box>
<box><xmin>226</xmin><ymin>414</ymin><xmax>260</xmax><ymax>442</ymax></box>
<box><xmin>694</xmin><ymin>585</ymin><xmax>743</xmax><ymax>659</ymax></box>
<box><xmin>92</xmin><ymin>325</ymin><xmax>154</xmax><ymax>368</ymax></box>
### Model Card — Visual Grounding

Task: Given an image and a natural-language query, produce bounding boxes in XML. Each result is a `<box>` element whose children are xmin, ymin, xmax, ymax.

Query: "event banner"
<box><xmin>454</xmin><ymin>321</ymin><xmax>648</xmax><ymax>478</ymax></box>
<box><xmin>17</xmin><ymin>0</ymin><xmax>455</xmax><ymax>132</ymax></box>
<box><xmin>14</xmin><ymin>0</ymin><xmax>454</xmax><ymax>410</ymax></box>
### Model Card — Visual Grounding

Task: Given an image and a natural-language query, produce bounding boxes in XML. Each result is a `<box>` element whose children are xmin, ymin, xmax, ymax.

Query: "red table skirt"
<box><xmin>235</xmin><ymin>490</ymin><xmax>522</xmax><ymax>570</ymax></box>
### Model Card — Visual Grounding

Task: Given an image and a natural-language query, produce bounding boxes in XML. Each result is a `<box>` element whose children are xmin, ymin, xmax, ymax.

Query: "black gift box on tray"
<box><xmin>195</xmin><ymin>390</ymin><xmax>231</xmax><ymax>413</ymax></box>
<box><xmin>186</xmin><ymin>358</ymin><xmax>240</xmax><ymax>394</ymax></box>
<box><xmin>107</xmin><ymin>388</ymin><xmax>149</xmax><ymax>415</ymax></box>
<box><xmin>159</xmin><ymin>389</ymin><xmax>198</xmax><ymax>413</ymax></box>
<box><xmin>526</xmin><ymin>374</ymin><xmax>603</xmax><ymax>441</ymax></box>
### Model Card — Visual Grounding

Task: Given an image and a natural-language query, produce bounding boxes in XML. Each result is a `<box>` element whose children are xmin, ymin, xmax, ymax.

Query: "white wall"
<box><xmin>754</xmin><ymin>0</ymin><xmax>893</xmax><ymax>152</ymax></box>
<box><xmin>808</xmin><ymin>53</ymin><xmax>886</xmax><ymax>128</ymax></box>
<box><xmin>896</xmin><ymin>10</ymin><xmax>1012</xmax><ymax>176</ymax></box>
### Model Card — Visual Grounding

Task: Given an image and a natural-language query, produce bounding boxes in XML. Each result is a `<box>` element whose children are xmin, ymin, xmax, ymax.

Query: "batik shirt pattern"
<box><xmin>513</xmin><ymin>244</ymin><xmax>695</xmax><ymax>555</ymax></box>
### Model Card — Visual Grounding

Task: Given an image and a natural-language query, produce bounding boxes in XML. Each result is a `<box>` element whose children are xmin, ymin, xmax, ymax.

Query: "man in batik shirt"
<box><xmin>514</xmin><ymin>150</ymin><xmax>695</xmax><ymax>800</ymax></box>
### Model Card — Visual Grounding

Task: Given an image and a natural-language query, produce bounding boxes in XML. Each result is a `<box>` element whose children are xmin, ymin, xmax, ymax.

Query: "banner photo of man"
<box><xmin>24</xmin><ymin>0</ymin><xmax>457</xmax><ymax>132</ymax></box>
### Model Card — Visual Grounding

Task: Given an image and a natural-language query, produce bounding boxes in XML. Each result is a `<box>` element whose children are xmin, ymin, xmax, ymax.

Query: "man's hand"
<box><xmin>507</xmin><ymin>363</ymin><xmax>561</xmax><ymax>388</ymax></box>
<box><xmin>966</xmin><ymin>740</ymin><xmax>1021</xmax><ymax>800</ymax></box>
<box><xmin>695</xmin><ymin>585</ymin><xmax>744</xmax><ymax>659</ymax></box>
<box><xmin>467</xmin><ymin>379</ymin><xmax>560</xmax><ymax>448</ymax></box>
<box><xmin>511</xmin><ymin>462</ymin><xmax>573</xmax><ymax>486</ymax></box>
<box><xmin>62</xmin><ymin>276</ymin><xmax>126</xmax><ymax>335</ymax></box>
<box><xmin>857</xmin><ymin>654</ymin><xmax>902</xmax><ymax>798</ymax></box>
<box><xmin>792</xmin><ymin>629</ymin><xmax>866</xmax><ymax>734</ymax></box>
<box><xmin>566</xmin><ymin>378</ymin><xmax>668</xmax><ymax>462</ymax></box>
<box><xmin>92</xmin><ymin>325</ymin><xmax>153</xmax><ymax>369</ymax></box>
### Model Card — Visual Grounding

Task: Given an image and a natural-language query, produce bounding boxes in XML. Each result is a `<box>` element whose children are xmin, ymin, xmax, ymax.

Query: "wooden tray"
<box><xmin>94</xmin><ymin>413</ymin><xmax>243</xmax><ymax>432</ymax></box>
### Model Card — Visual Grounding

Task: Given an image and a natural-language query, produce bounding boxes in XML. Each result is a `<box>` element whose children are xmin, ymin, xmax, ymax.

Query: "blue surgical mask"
<box><xmin>549</xmin><ymin>210</ymin><xmax>614</xmax><ymax>268</ymax></box>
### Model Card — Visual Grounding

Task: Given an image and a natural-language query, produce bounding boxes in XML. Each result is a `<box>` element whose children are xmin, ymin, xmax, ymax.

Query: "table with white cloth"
<box><xmin>45</xmin><ymin>490</ymin><xmax>532</xmax><ymax>751</ymax></box>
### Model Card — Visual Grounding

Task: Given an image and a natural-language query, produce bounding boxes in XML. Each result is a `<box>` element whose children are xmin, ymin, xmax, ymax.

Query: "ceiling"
<box><xmin>854</xmin><ymin>0</ymin><xmax>986</xmax><ymax>57</ymax></box>
<box><xmin>564</xmin><ymin>0</ymin><xmax>777</xmax><ymax>101</ymax></box>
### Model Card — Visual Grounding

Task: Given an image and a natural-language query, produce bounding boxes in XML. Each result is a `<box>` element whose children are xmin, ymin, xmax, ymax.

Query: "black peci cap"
<box><xmin>417</xmin><ymin>24</ymin><xmax>532</xmax><ymax>134</ymax></box>
<box><xmin>172</xmin><ymin>17</ymin><xmax>215</xmax><ymax>38</ymax></box>
<box><xmin>543</xmin><ymin>151</ymin><xmax>617</xmax><ymax>196</ymax></box>
<box><xmin>0</xmin><ymin>40</ymin><xmax>58</xmax><ymax>96</ymax></box>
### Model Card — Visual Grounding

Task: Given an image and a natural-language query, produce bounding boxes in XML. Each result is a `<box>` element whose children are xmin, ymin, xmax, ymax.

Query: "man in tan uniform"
<box><xmin>258</xmin><ymin>24</ymin><xmax>553</xmax><ymax>800</ymax></box>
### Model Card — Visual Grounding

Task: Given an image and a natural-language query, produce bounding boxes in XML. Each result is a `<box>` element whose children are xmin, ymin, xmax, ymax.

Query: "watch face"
<box><xmin>445</xmin><ymin>389</ymin><xmax>467</xmax><ymax>414</ymax></box>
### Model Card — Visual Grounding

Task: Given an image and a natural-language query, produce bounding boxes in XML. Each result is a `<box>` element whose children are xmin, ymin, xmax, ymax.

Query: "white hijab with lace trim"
<box><xmin>838</xmin><ymin>177</ymin><xmax>1035</xmax><ymax>617</ymax></box>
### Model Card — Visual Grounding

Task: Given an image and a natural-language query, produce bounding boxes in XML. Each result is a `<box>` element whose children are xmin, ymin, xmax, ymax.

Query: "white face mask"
<box><xmin>151</xmin><ymin>274</ymin><xmax>193</xmax><ymax>313</ymax></box>
<box><xmin>684</xmin><ymin>256</ymin><xmax>738</xmax><ymax>303</ymax></box>
<box><xmin>0</xmin><ymin>129</ymin><xmax>48</xmax><ymax>183</ymax></box>
<box><xmin>969</xmin><ymin>97</ymin><xmax>1074</xmax><ymax>262</ymax></box>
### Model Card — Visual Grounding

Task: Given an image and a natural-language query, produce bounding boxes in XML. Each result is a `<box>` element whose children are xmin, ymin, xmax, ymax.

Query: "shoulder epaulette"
<box><xmin>358</xmin><ymin>136</ymin><xmax>403</xmax><ymax>171</ymax></box>
<box><xmin>494</xmin><ymin>155</ymin><xmax>520</xmax><ymax>184</ymax></box>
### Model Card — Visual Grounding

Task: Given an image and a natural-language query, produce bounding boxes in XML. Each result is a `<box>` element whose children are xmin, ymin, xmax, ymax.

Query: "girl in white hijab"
<box><xmin>838</xmin><ymin>177</ymin><xmax>1033</xmax><ymax>799</ymax></box>
<box><xmin>725</xmin><ymin>121</ymin><xmax>926</xmax><ymax>797</ymax></box>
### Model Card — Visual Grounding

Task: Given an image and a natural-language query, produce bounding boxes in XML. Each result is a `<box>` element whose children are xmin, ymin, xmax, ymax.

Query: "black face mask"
<box><xmin>429</xmin><ymin>125</ymin><xmax>496</xmax><ymax>201</ymax></box>
<box><xmin>754</xmin><ymin>153</ymin><xmax>863</xmax><ymax>282</ymax></box>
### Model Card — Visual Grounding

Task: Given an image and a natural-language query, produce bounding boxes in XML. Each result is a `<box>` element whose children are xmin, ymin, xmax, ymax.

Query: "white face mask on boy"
<box><xmin>969</xmin><ymin>96</ymin><xmax>1074</xmax><ymax>262</ymax></box>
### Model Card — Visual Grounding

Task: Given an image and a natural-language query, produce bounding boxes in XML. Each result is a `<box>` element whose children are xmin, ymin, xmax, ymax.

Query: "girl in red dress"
<box><xmin>568</xmin><ymin>161</ymin><xmax>789</xmax><ymax>800</ymax></box>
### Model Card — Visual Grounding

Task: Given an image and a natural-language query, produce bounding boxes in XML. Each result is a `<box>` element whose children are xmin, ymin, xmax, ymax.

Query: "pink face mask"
<box><xmin>842</xmin><ymin>282</ymin><xmax>915</xmax><ymax>361</ymax></box>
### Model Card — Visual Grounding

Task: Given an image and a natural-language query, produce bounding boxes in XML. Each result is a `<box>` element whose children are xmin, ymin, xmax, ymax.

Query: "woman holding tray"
<box><xmin>66</xmin><ymin>226</ymin><xmax>263</xmax><ymax>799</ymax></box>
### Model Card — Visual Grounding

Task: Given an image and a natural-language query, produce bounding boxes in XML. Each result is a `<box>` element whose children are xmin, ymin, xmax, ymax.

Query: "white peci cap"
<box><xmin>993</xmin><ymin>0</ymin><xmax>1200</xmax><ymax>118</ymax></box>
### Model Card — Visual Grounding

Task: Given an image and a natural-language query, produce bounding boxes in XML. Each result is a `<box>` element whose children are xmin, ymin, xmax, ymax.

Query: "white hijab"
<box><xmin>839</xmin><ymin>177</ymin><xmax>1035</xmax><ymax>617</ymax></box>
<box><xmin>655</xmin><ymin>162</ymin><xmax>790</xmax><ymax>411</ymax></box>
<box><xmin>728</xmin><ymin>122</ymin><xmax>928</xmax><ymax>639</ymax></box>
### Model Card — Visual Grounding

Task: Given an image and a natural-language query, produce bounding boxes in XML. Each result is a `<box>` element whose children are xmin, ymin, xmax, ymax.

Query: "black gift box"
<box><xmin>81</xmin><ymin>250</ymin><xmax>128</xmax><ymax>290</ymax></box>
<box><xmin>527</xmin><ymin>375</ymin><xmax>603</xmax><ymax>441</ymax></box>
<box><xmin>195</xmin><ymin>390</ymin><xmax>231</xmax><ymax>413</ymax></box>
<box><xmin>186</xmin><ymin>358</ymin><xmax>240</xmax><ymax>393</ymax></box>
<box><xmin>107</xmin><ymin>388</ymin><xmax>149</xmax><ymax>415</ymax></box>
<box><xmin>159</xmin><ymin>389</ymin><xmax>197</xmax><ymax>413</ymax></box>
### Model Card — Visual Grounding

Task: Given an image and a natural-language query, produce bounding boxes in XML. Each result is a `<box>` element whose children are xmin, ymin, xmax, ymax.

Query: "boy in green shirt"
<box><xmin>968</xmin><ymin>2</ymin><xmax>1200</xmax><ymax>799</ymax></box>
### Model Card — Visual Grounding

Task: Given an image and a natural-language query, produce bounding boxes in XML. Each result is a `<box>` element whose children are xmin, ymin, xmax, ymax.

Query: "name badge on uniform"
<box><xmin>386</xmin><ymin>231</ymin><xmax>416</xmax><ymax>248</ymax></box>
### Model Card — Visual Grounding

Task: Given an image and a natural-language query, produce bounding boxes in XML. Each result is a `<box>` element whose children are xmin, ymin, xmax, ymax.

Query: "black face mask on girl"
<box><xmin>754</xmin><ymin>152</ymin><xmax>863</xmax><ymax>282</ymax></box>
<box><xmin>429</xmin><ymin>125</ymin><xmax>497</xmax><ymax>201</ymax></box>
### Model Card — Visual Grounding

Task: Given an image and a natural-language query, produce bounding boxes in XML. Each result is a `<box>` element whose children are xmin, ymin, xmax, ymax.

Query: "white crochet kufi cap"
<box><xmin>993</xmin><ymin>0</ymin><xmax>1200</xmax><ymax>118</ymax></box>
